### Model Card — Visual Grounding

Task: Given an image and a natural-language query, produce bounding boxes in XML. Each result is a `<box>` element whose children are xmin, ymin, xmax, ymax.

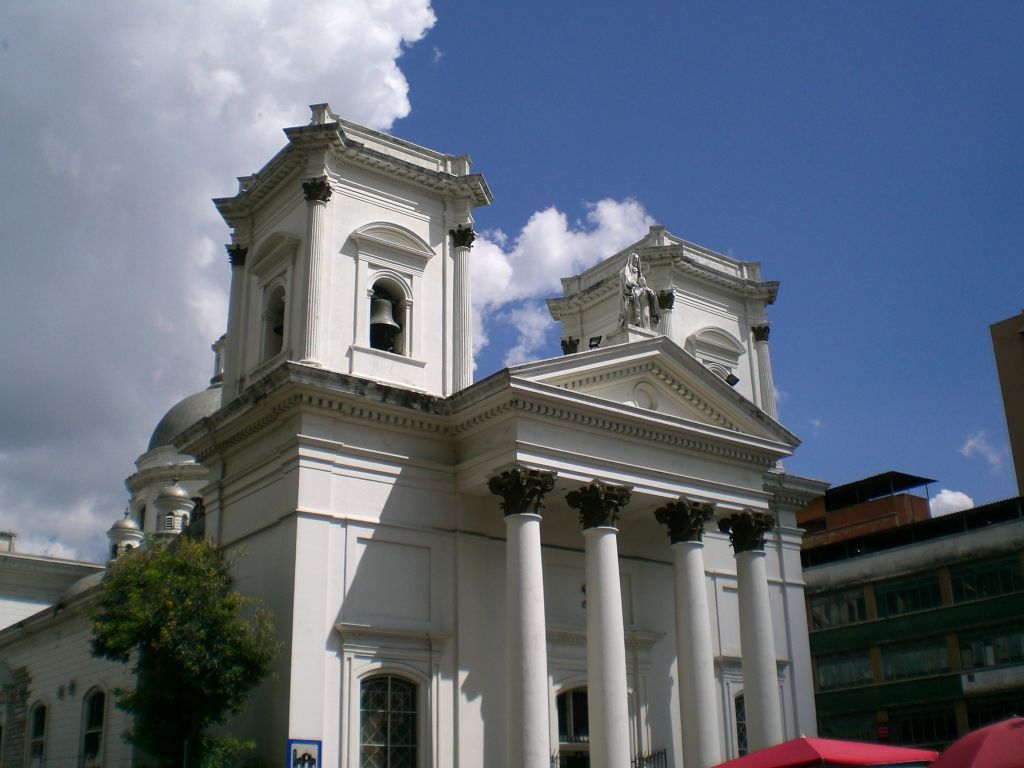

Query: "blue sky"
<box><xmin>400</xmin><ymin>0</ymin><xmax>1022</xmax><ymax>506</ymax></box>
<box><xmin>0</xmin><ymin>1</ymin><xmax>1020</xmax><ymax>559</ymax></box>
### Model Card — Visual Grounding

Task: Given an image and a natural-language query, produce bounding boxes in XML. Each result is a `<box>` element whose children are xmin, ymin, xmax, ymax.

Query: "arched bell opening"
<box><xmin>262</xmin><ymin>285</ymin><xmax>286</xmax><ymax>360</ymax></box>
<box><xmin>369</xmin><ymin>279</ymin><xmax>406</xmax><ymax>356</ymax></box>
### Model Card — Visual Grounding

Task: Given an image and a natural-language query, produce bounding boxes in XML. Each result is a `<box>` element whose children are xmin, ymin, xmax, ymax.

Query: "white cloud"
<box><xmin>0</xmin><ymin>0</ymin><xmax>436</xmax><ymax>560</ymax></box>
<box><xmin>810</xmin><ymin>418</ymin><xmax>824</xmax><ymax>430</ymax></box>
<box><xmin>500</xmin><ymin>303</ymin><xmax>557</xmax><ymax>366</ymax></box>
<box><xmin>471</xmin><ymin>198</ymin><xmax>654</xmax><ymax>364</ymax></box>
<box><xmin>930</xmin><ymin>489</ymin><xmax>975</xmax><ymax>517</ymax></box>
<box><xmin>960</xmin><ymin>430</ymin><xmax>1005</xmax><ymax>472</ymax></box>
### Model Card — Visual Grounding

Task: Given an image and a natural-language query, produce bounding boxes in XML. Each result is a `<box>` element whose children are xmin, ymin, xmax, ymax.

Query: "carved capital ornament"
<box><xmin>654</xmin><ymin>499</ymin><xmax>715</xmax><ymax>543</ymax></box>
<box><xmin>450</xmin><ymin>224</ymin><xmax>476</xmax><ymax>249</ymax></box>
<box><xmin>226</xmin><ymin>244</ymin><xmax>248</xmax><ymax>267</ymax></box>
<box><xmin>302</xmin><ymin>177</ymin><xmax>333</xmax><ymax>203</ymax></box>
<box><xmin>566</xmin><ymin>480</ymin><xmax>632</xmax><ymax>530</ymax></box>
<box><xmin>718</xmin><ymin>510</ymin><xmax>775</xmax><ymax>553</ymax></box>
<box><xmin>488</xmin><ymin>465</ymin><xmax>557</xmax><ymax>517</ymax></box>
<box><xmin>752</xmin><ymin>324</ymin><xmax>771</xmax><ymax>343</ymax></box>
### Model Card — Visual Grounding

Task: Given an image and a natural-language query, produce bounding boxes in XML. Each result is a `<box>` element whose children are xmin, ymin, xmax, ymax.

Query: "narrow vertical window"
<box><xmin>735</xmin><ymin>694</ymin><xmax>748</xmax><ymax>757</ymax></box>
<box><xmin>556</xmin><ymin>687</ymin><xmax>590</xmax><ymax>766</ymax></box>
<box><xmin>360</xmin><ymin>675</ymin><xmax>416</xmax><ymax>768</ymax></box>
<box><xmin>262</xmin><ymin>285</ymin><xmax>286</xmax><ymax>360</ymax></box>
<box><xmin>28</xmin><ymin>703</ymin><xmax>46</xmax><ymax>768</ymax></box>
<box><xmin>81</xmin><ymin>690</ymin><xmax>105</xmax><ymax>768</ymax></box>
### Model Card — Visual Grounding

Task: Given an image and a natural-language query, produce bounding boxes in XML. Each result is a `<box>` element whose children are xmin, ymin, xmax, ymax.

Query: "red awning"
<box><xmin>714</xmin><ymin>737</ymin><xmax>938</xmax><ymax>768</ymax></box>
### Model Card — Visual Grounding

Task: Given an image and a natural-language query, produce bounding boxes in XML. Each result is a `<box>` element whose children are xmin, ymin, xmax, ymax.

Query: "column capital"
<box><xmin>226</xmin><ymin>244</ymin><xmax>248</xmax><ymax>267</ymax></box>
<box><xmin>654</xmin><ymin>498</ymin><xmax>715</xmax><ymax>544</ymax></box>
<box><xmin>450</xmin><ymin>224</ymin><xmax>476</xmax><ymax>249</ymax></box>
<box><xmin>752</xmin><ymin>324</ymin><xmax>771</xmax><ymax>342</ymax></box>
<box><xmin>566</xmin><ymin>480</ymin><xmax>631</xmax><ymax>529</ymax></box>
<box><xmin>718</xmin><ymin>510</ymin><xmax>775</xmax><ymax>553</ymax></box>
<box><xmin>657</xmin><ymin>289</ymin><xmax>676</xmax><ymax>310</ymax></box>
<box><xmin>488</xmin><ymin>465</ymin><xmax>557</xmax><ymax>516</ymax></box>
<box><xmin>560</xmin><ymin>337</ymin><xmax>579</xmax><ymax>355</ymax></box>
<box><xmin>302</xmin><ymin>176</ymin><xmax>333</xmax><ymax>203</ymax></box>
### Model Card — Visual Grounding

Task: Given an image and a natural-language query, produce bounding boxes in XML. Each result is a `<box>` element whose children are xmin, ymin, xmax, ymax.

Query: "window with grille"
<box><xmin>951</xmin><ymin>557</ymin><xmax>1024</xmax><ymax>603</ymax></box>
<box><xmin>735</xmin><ymin>694</ymin><xmax>748</xmax><ymax>757</ymax></box>
<box><xmin>816</xmin><ymin>650</ymin><xmax>874</xmax><ymax>690</ymax></box>
<box><xmin>360</xmin><ymin>675</ymin><xmax>416</xmax><ymax>768</ymax></box>
<box><xmin>809</xmin><ymin>588</ymin><xmax>867</xmax><ymax>629</ymax></box>
<box><xmin>889</xmin><ymin>707</ymin><xmax>958</xmax><ymax>748</ymax></box>
<box><xmin>960</xmin><ymin>623</ymin><xmax>1024</xmax><ymax>670</ymax></box>
<box><xmin>881</xmin><ymin>637</ymin><xmax>949</xmax><ymax>681</ymax></box>
<box><xmin>29</xmin><ymin>703</ymin><xmax>46</xmax><ymax>768</ymax></box>
<box><xmin>874</xmin><ymin>575</ymin><xmax>942</xmax><ymax>618</ymax></box>
<box><xmin>81</xmin><ymin>690</ymin><xmax>105</xmax><ymax>768</ymax></box>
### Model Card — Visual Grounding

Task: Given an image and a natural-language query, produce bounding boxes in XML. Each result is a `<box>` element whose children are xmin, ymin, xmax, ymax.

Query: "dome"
<box><xmin>62</xmin><ymin>570</ymin><xmax>106</xmax><ymax>601</ymax></box>
<box><xmin>110</xmin><ymin>516</ymin><xmax>141</xmax><ymax>531</ymax></box>
<box><xmin>148</xmin><ymin>386</ymin><xmax>222</xmax><ymax>450</ymax></box>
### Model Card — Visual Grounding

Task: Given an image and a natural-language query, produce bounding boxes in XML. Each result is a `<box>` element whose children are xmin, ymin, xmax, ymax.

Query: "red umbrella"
<box><xmin>713</xmin><ymin>736</ymin><xmax>937</xmax><ymax>768</ymax></box>
<box><xmin>930</xmin><ymin>716</ymin><xmax>1024</xmax><ymax>768</ymax></box>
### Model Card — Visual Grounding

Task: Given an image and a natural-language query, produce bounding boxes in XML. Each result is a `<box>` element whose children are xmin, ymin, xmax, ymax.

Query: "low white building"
<box><xmin>0</xmin><ymin>105</ymin><xmax>825</xmax><ymax>768</ymax></box>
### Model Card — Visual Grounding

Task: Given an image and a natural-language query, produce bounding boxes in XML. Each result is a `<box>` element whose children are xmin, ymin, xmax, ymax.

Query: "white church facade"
<box><xmin>0</xmin><ymin>105</ymin><xmax>825</xmax><ymax>768</ymax></box>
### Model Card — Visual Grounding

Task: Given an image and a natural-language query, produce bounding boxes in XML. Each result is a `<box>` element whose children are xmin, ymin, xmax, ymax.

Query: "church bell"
<box><xmin>370</xmin><ymin>294</ymin><xmax>400</xmax><ymax>352</ymax></box>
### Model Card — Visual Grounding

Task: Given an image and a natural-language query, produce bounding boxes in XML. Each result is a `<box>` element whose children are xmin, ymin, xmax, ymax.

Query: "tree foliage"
<box><xmin>91</xmin><ymin>537</ymin><xmax>276</xmax><ymax>768</ymax></box>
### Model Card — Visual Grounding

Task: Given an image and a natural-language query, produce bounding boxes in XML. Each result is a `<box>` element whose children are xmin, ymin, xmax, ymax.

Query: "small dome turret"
<box><xmin>154</xmin><ymin>481</ymin><xmax>195</xmax><ymax>535</ymax></box>
<box><xmin>107</xmin><ymin>513</ymin><xmax>143</xmax><ymax>562</ymax></box>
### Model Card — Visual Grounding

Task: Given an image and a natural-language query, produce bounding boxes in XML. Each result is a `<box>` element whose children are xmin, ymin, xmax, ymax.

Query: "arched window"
<box><xmin>556</xmin><ymin>687</ymin><xmax>590</xmax><ymax>766</ymax></box>
<box><xmin>360</xmin><ymin>674</ymin><xmax>416</xmax><ymax>767</ymax></box>
<box><xmin>81</xmin><ymin>689</ymin><xmax>105</xmax><ymax>768</ymax></box>
<box><xmin>734</xmin><ymin>693</ymin><xmax>748</xmax><ymax>757</ymax></box>
<box><xmin>262</xmin><ymin>284</ymin><xmax>286</xmax><ymax>360</ymax></box>
<box><xmin>368</xmin><ymin>278</ymin><xmax>407</xmax><ymax>356</ymax></box>
<box><xmin>28</xmin><ymin>702</ymin><xmax>46</xmax><ymax>768</ymax></box>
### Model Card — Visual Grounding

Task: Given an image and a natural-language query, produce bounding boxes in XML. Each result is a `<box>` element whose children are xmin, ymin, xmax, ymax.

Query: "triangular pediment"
<box><xmin>509</xmin><ymin>336</ymin><xmax>798</xmax><ymax>447</ymax></box>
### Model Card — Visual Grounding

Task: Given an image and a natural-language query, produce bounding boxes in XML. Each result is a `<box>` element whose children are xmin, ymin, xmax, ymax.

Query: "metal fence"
<box><xmin>550</xmin><ymin>748</ymin><xmax>667</xmax><ymax>767</ymax></box>
<box><xmin>632</xmin><ymin>748</ymin><xmax>668</xmax><ymax>768</ymax></box>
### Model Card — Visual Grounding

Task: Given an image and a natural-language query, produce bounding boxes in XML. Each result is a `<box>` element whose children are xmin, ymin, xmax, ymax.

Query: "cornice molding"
<box><xmin>177</xmin><ymin>362</ymin><xmax>784</xmax><ymax>470</ymax></box>
<box><xmin>214</xmin><ymin>122</ymin><xmax>491</xmax><ymax>228</ymax></box>
<box><xmin>125</xmin><ymin>463</ymin><xmax>209</xmax><ymax>494</ymax></box>
<box><xmin>335</xmin><ymin>622</ymin><xmax>450</xmax><ymax>647</ymax></box>
<box><xmin>546</xmin><ymin>625</ymin><xmax>664</xmax><ymax>651</ymax></box>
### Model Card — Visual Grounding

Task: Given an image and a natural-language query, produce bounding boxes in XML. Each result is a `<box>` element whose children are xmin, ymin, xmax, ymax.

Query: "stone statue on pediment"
<box><xmin>620</xmin><ymin>251</ymin><xmax>660</xmax><ymax>329</ymax></box>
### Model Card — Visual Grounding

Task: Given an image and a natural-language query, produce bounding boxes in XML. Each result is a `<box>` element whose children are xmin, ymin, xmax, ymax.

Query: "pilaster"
<box><xmin>299</xmin><ymin>177</ymin><xmax>332</xmax><ymax>367</ymax></box>
<box><xmin>451</xmin><ymin>224</ymin><xmax>475</xmax><ymax>392</ymax></box>
<box><xmin>223</xmin><ymin>244</ymin><xmax>248</xmax><ymax>400</ymax></box>
<box><xmin>752</xmin><ymin>324</ymin><xmax>777</xmax><ymax>419</ymax></box>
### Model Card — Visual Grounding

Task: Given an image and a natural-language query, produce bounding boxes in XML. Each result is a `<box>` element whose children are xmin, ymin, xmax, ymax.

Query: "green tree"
<box><xmin>91</xmin><ymin>537</ymin><xmax>276</xmax><ymax>768</ymax></box>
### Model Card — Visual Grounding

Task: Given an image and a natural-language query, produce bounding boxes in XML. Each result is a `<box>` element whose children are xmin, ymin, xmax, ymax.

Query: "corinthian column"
<box><xmin>566</xmin><ymin>480</ymin><xmax>632</xmax><ymax>768</ymax></box>
<box><xmin>450</xmin><ymin>224</ymin><xmax>475</xmax><ymax>391</ymax></box>
<box><xmin>719</xmin><ymin>510</ymin><xmax>783</xmax><ymax>751</ymax></box>
<box><xmin>488</xmin><ymin>465</ymin><xmax>557</xmax><ymax>768</ymax></box>
<box><xmin>654</xmin><ymin>499</ymin><xmax>721</xmax><ymax>768</ymax></box>
<box><xmin>300</xmin><ymin>177</ymin><xmax>332</xmax><ymax>367</ymax></box>
<box><xmin>752</xmin><ymin>325</ymin><xmax>777</xmax><ymax>419</ymax></box>
<box><xmin>222</xmin><ymin>244</ymin><xmax>248</xmax><ymax>401</ymax></box>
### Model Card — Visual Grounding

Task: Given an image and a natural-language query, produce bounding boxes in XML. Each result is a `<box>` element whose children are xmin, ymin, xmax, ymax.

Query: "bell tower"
<box><xmin>547</xmin><ymin>225</ymin><xmax>781</xmax><ymax>416</ymax></box>
<box><xmin>214</xmin><ymin>104</ymin><xmax>492</xmax><ymax>401</ymax></box>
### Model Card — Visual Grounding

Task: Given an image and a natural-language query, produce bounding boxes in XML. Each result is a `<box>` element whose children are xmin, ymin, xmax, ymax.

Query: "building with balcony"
<box><xmin>801</xmin><ymin>473</ymin><xmax>1024</xmax><ymax>751</ymax></box>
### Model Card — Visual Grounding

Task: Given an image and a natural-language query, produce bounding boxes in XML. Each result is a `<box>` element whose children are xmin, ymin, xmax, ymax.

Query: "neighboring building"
<box><xmin>800</xmin><ymin>472</ymin><xmax>1024</xmax><ymax>752</ymax></box>
<box><xmin>1</xmin><ymin>105</ymin><xmax>826</xmax><ymax>768</ymax></box>
<box><xmin>991</xmin><ymin>310</ymin><xmax>1024</xmax><ymax>495</ymax></box>
<box><xmin>0</xmin><ymin>532</ymin><xmax>104</xmax><ymax>632</ymax></box>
